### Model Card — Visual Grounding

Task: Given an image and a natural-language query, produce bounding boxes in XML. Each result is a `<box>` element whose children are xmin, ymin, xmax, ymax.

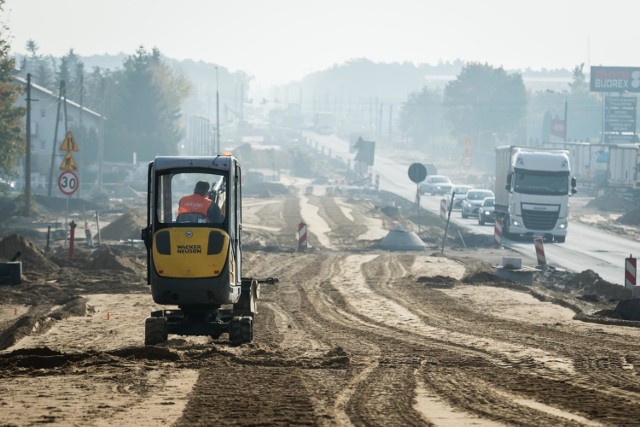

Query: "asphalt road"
<box><xmin>305</xmin><ymin>131</ymin><xmax>635</xmax><ymax>287</ymax></box>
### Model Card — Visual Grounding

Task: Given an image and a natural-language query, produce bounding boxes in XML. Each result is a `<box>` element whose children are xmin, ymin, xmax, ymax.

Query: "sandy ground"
<box><xmin>0</xmin><ymin>170</ymin><xmax>639</xmax><ymax>425</ymax></box>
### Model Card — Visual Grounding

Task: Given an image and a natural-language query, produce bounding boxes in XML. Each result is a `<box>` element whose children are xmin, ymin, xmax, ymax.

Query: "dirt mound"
<box><xmin>0</xmin><ymin>234</ymin><xmax>58</xmax><ymax>273</ymax></box>
<box><xmin>88</xmin><ymin>246</ymin><xmax>138</xmax><ymax>272</ymax></box>
<box><xmin>99</xmin><ymin>211</ymin><xmax>146</xmax><ymax>241</ymax></box>
<box><xmin>616</xmin><ymin>204</ymin><xmax>640</xmax><ymax>226</ymax></box>
<box><xmin>243</xmin><ymin>182</ymin><xmax>291</xmax><ymax>197</ymax></box>
<box><xmin>586</xmin><ymin>192</ymin><xmax>637</xmax><ymax>212</ymax></box>
<box><xmin>536</xmin><ymin>267</ymin><xmax>631</xmax><ymax>301</ymax></box>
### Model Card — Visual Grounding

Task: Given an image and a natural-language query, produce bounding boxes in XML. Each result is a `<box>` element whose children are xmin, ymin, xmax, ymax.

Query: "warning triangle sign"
<box><xmin>59</xmin><ymin>151</ymin><xmax>78</xmax><ymax>171</ymax></box>
<box><xmin>59</xmin><ymin>131</ymin><xmax>79</xmax><ymax>151</ymax></box>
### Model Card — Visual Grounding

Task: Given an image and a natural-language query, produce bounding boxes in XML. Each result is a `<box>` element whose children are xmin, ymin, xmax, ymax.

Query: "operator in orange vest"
<box><xmin>178</xmin><ymin>181</ymin><xmax>212</xmax><ymax>216</ymax></box>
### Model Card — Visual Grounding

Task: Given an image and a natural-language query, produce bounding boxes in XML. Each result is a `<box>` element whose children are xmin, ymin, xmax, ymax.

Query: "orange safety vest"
<box><xmin>178</xmin><ymin>194</ymin><xmax>212</xmax><ymax>215</ymax></box>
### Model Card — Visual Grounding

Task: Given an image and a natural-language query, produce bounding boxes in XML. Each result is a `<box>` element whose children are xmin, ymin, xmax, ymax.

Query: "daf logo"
<box><xmin>185</xmin><ymin>230</ymin><xmax>193</xmax><ymax>238</ymax></box>
<box><xmin>532</xmin><ymin>206</ymin><xmax>546</xmax><ymax>211</ymax></box>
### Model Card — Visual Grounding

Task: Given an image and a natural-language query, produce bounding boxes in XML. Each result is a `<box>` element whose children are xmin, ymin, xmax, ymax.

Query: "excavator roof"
<box><xmin>151</xmin><ymin>155</ymin><xmax>238</xmax><ymax>173</ymax></box>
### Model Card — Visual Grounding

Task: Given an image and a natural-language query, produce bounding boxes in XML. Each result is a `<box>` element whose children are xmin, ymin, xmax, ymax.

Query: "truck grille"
<box><xmin>522</xmin><ymin>209</ymin><xmax>559</xmax><ymax>231</ymax></box>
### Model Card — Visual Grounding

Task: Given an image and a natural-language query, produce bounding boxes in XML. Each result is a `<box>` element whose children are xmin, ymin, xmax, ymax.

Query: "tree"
<box><xmin>569</xmin><ymin>63</ymin><xmax>588</xmax><ymax>93</ymax></box>
<box><xmin>106</xmin><ymin>46</ymin><xmax>190</xmax><ymax>162</ymax></box>
<box><xmin>0</xmin><ymin>0</ymin><xmax>26</xmax><ymax>184</ymax></box>
<box><xmin>566</xmin><ymin>63</ymin><xmax>601</xmax><ymax>141</ymax></box>
<box><xmin>18</xmin><ymin>39</ymin><xmax>54</xmax><ymax>90</ymax></box>
<box><xmin>398</xmin><ymin>87</ymin><xmax>444</xmax><ymax>149</ymax></box>
<box><xmin>442</xmin><ymin>63</ymin><xmax>527</xmax><ymax>141</ymax></box>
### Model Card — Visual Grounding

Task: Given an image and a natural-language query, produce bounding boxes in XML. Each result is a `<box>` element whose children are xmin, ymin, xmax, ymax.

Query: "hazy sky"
<box><xmin>4</xmin><ymin>0</ymin><xmax>640</xmax><ymax>86</ymax></box>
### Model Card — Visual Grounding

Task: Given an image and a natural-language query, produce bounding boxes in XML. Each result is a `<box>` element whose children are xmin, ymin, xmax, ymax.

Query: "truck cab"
<box><xmin>496</xmin><ymin>147</ymin><xmax>577</xmax><ymax>243</ymax></box>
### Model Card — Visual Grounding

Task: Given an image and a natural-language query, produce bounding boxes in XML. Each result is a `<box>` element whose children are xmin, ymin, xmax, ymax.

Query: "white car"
<box><xmin>461</xmin><ymin>189</ymin><xmax>494</xmax><ymax>218</ymax></box>
<box><xmin>420</xmin><ymin>175</ymin><xmax>453</xmax><ymax>195</ymax></box>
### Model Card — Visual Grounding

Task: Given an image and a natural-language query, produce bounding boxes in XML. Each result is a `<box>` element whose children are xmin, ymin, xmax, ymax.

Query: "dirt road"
<box><xmin>1</xmin><ymin>183</ymin><xmax>640</xmax><ymax>426</ymax></box>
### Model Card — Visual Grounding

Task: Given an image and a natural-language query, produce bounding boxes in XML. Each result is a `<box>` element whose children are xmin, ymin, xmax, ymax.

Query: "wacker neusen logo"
<box><xmin>177</xmin><ymin>244</ymin><xmax>202</xmax><ymax>254</ymax></box>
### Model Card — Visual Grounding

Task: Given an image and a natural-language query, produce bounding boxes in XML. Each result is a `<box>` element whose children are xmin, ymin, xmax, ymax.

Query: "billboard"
<box><xmin>590</xmin><ymin>66</ymin><xmax>640</xmax><ymax>92</ymax></box>
<box><xmin>604</xmin><ymin>96</ymin><xmax>637</xmax><ymax>133</ymax></box>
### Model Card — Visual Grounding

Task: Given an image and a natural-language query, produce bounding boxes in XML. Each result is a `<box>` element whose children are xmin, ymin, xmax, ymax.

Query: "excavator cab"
<box><xmin>141</xmin><ymin>155</ymin><xmax>258</xmax><ymax>345</ymax></box>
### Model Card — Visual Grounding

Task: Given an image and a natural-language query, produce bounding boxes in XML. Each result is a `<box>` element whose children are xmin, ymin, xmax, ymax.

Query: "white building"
<box><xmin>13</xmin><ymin>76</ymin><xmax>102</xmax><ymax>194</ymax></box>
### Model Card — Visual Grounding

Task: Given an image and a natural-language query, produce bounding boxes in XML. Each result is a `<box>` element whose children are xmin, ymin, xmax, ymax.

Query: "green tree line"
<box><xmin>398</xmin><ymin>62</ymin><xmax>604</xmax><ymax>154</ymax></box>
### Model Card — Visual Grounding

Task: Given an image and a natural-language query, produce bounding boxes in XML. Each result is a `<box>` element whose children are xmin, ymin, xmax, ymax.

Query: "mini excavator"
<box><xmin>141</xmin><ymin>154</ymin><xmax>276</xmax><ymax>345</ymax></box>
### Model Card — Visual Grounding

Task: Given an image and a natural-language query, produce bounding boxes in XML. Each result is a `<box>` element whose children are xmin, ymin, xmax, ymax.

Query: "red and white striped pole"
<box><xmin>494</xmin><ymin>217</ymin><xmax>503</xmax><ymax>247</ymax></box>
<box><xmin>298</xmin><ymin>221</ymin><xmax>308</xmax><ymax>251</ymax></box>
<box><xmin>625</xmin><ymin>254</ymin><xmax>636</xmax><ymax>290</ymax></box>
<box><xmin>534</xmin><ymin>237</ymin><xmax>546</xmax><ymax>266</ymax></box>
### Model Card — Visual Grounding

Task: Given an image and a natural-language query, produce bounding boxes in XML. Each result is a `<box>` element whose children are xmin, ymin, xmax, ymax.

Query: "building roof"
<box><xmin>13</xmin><ymin>75</ymin><xmax>102</xmax><ymax>119</ymax></box>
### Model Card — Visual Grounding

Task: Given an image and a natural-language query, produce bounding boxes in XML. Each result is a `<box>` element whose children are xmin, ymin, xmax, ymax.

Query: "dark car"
<box><xmin>461</xmin><ymin>189</ymin><xmax>494</xmax><ymax>218</ymax></box>
<box><xmin>478</xmin><ymin>197</ymin><xmax>496</xmax><ymax>225</ymax></box>
<box><xmin>446</xmin><ymin>185</ymin><xmax>473</xmax><ymax>210</ymax></box>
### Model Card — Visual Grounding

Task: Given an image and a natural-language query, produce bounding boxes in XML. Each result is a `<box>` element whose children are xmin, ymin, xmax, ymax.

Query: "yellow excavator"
<box><xmin>141</xmin><ymin>154</ymin><xmax>275</xmax><ymax>345</ymax></box>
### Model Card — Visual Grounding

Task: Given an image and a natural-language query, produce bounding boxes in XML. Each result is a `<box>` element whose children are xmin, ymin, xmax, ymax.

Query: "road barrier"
<box><xmin>494</xmin><ymin>217</ymin><xmax>503</xmax><ymax>247</ymax></box>
<box><xmin>440</xmin><ymin>199</ymin><xmax>447</xmax><ymax>219</ymax></box>
<box><xmin>298</xmin><ymin>221</ymin><xmax>308</xmax><ymax>251</ymax></box>
<box><xmin>625</xmin><ymin>254</ymin><xmax>637</xmax><ymax>289</ymax></box>
<box><xmin>534</xmin><ymin>237</ymin><xmax>546</xmax><ymax>266</ymax></box>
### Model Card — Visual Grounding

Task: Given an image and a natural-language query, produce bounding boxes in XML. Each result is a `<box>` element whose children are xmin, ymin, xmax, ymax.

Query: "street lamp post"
<box><xmin>564</xmin><ymin>97</ymin><xmax>568</xmax><ymax>142</ymax></box>
<box><xmin>215</xmin><ymin>67</ymin><xmax>220</xmax><ymax>154</ymax></box>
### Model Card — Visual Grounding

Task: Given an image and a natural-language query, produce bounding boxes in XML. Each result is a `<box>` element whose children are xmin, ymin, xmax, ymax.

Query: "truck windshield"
<box><xmin>513</xmin><ymin>170</ymin><xmax>568</xmax><ymax>195</ymax></box>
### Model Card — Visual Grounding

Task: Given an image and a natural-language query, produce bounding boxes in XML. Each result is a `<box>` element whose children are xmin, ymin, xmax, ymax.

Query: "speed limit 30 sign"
<box><xmin>58</xmin><ymin>171</ymin><xmax>79</xmax><ymax>196</ymax></box>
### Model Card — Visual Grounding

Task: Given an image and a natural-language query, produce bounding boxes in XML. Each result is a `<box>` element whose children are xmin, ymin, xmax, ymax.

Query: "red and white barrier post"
<box><xmin>625</xmin><ymin>254</ymin><xmax>636</xmax><ymax>290</ymax></box>
<box><xmin>298</xmin><ymin>221</ymin><xmax>308</xmax><ymax>251</ymax></box>
<box><xmin>533</xmin><ymin>237</ymin><xmax>546</xmax><ymax>266</ymax></box>
<box><xmin>494</xmin><ymin>217</ymin><xmax>503</xmax><ymax>247</ymax></box>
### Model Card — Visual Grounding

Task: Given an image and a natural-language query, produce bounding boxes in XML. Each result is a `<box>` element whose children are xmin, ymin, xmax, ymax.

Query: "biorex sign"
<box><xmin>590</xmin><ymin>66</ymin><xmax>640</xmax><ymax>92</ymax></box>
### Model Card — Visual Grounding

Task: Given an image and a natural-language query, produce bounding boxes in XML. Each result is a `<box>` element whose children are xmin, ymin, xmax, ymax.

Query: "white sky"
<box><xmin>3</xmin><ymin>0</ymin><xmax>640</xmax><ymax>87</ymax></box>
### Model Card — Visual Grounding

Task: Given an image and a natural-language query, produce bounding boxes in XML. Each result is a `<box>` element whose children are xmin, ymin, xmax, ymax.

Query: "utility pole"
<box><xmin>78</xmin><ymin>74</ymin><xmax>84</xmax><ymax>197</ymax></box>
<box><xmin>564</xmin><ymin>97</ymin><xmax>568</xmax><ymax>142</ymax></box>
<box><xmin>215</xmin><ymin>67</ymin><xmax>220</xmax><ymax>154</ymax></box>
<box><xmin>24</xmin><ymin>74</ymin><xmax>32</xmax><ymax>215</ymax></box>
<box><xmin>98</xmin><ymin>77</ymin><xmax>105</xmax><ymax>190</ymax></box>
<box><xmin>48</xmin><ymin>81</ymin><xmax>64</xmax><ymax>197</ymax></box>
<box><xmin>388</xmin><ymin>105</ymin><xmax>393</xmax><ymax>143</ymax></box>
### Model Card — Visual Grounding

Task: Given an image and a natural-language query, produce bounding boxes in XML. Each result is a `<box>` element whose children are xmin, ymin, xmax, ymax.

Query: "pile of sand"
<box><xmin>99</xmin><ymin>211</ymin><xmax>146</xmax><ymax>241</ymax></box>
<box><xmin>88</xmin><ymin>246</ymin><xmax>138</xmax><ymax>272</ymax></box>
<box><xmin>616</xmin><ymin>205</ymin><xmax>640</xmax><ymax>226</ymax></box>
<box><xmin>586</xmin><ymin>192</ymin><xmax>637</xmax><ymax>212</ymax></box>
<box><xmin>0</xmin><ymin>234</ymin><xmax>58</xmax><ymax>273</ymax></box>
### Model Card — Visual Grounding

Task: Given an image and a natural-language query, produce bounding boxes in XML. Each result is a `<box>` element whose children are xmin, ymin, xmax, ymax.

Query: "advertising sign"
<box><xmin>590</xmin><ymin>66</ymin><xmax>640</xmax><ymax>93</ymax></box>
<box><xmin>605</xmin><ymin>96</ymin><xmax>637</xmax><ymax>133</ymax></box>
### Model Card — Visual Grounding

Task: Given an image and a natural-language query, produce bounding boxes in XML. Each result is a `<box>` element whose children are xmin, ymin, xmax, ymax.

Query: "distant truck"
<box><xmin>604</xmin><ymin>144</ymin><xmax>640</xmax><ymax>193</ymax></box>
<box><xmin>495</xmin><ymin>146</ymin><xmax>577</xmax><ymax>243</ymax></box>
<box><xmin>313</xmin><ymin>112</ymin><xmax>335</xmax><ymax>135</ymax></box>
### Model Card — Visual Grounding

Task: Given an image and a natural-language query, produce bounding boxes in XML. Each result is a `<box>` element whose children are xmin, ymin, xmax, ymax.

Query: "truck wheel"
<box><xmin>555</xmin><ymin>236</ymin><xmax>566</xmax><ymax>243</ymax></box>
<box><xmin>145</xmin><ymin>316</ymin><xmax>167</xmax><ymax>345</ymax></box>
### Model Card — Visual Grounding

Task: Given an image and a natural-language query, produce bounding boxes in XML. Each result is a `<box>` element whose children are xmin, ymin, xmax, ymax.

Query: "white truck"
<box><xmin>495</xmin><ymin>146</ymin><xmax>577</xmax><ymax>243</ymax></box>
